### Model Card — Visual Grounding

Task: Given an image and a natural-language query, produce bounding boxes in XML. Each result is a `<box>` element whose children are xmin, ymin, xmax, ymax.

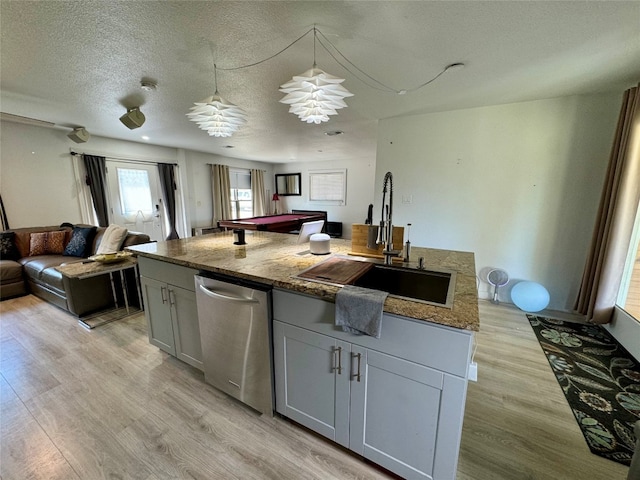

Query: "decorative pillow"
<box><xmin>0</xmin><ymin>231</ymin><xmax>20</xmax><ymax>261</ymax></box>
<box><xmin>29</xmin><ymin>231</ymin><xmax>67</xmax><ymax>256</ymax></box>
<box><xmin>63</xmin><ymin>226</ymin><xmax>97</xmax><ymax>257</ymax></box>
<box><xmin>29</xmin><ymin>232</ymin><xmax>47</xmax><ymax>256</ymax></box>
<box><xmin>96</xmin><ymin>224</ymin><xmax>128</xmax><ymax>254</ymax></box>
<box><xmin>46</xmin><ymin>231</ymin><xmax>66</xmax><ymax>254</ymax></box>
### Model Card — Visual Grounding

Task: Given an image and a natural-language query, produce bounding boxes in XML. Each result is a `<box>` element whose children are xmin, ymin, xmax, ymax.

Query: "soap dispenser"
<box><xmin>404</xmin><ymin>223</ymin><xmax>412</xmax><ymax>262</ymax></box>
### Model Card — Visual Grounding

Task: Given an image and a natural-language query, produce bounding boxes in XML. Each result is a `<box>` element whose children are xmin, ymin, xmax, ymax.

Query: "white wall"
<box><xmin>274</xmin><ymin>157</ymin><xmax>377</xmax><ymax>239</ymax></box>
<box><xmin>376</xmin><ymin>93</ymin><xmax>621</xmax><ymax>311</ymax></box>
<box><xmin>0</xmin><ymin>121</ymin><xmax>273</xmax><ymax>235</ymax></box>
<box><xmin>181</xmin><ymin>150</ymin><xmax>274</xmax><ymax>229</ymax></box>
<box><xmin>1</xmin><ymin>121</ymin><xmax>83</xmax><ymax>227</ymax></box>
<box><xmin>0</xmin><ymin>121</ymin><xmax>179</xmax><ymax>229</ymax></box>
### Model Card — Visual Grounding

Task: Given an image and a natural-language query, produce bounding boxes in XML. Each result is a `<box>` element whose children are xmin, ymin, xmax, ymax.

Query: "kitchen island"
<box><xmin>127</xmin><ymin>230</ymin><xmax>479</xmax><ymax>331</ymax></box>
<box><xmin>127</xmin><ymin>230</ymin><xmax>479</xmax><ymax>480</ymax></box>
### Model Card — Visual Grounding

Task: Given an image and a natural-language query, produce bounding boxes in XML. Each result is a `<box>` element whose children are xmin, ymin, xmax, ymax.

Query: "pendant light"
<box><xmin>187</xmin><ymin>64</ymin><xmax>247</xmax><ymax>137</ymax></box>
<box><xmin>279</xmin><ymin>28</ymin><xmax>353</xmax><ymax>124</ymax></box>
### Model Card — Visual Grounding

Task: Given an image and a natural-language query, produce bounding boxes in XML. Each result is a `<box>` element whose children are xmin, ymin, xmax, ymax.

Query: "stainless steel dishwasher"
<box><xmin>194</xmin><ymin>272</ymin><xmax>273</xmax><ymax>415</ymax></box>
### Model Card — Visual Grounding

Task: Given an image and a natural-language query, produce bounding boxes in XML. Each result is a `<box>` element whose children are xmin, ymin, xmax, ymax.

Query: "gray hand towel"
<box><xmin>335</xmin><ymin>285</ymin><xmax>388</xmax><ymax>338</ymax></box>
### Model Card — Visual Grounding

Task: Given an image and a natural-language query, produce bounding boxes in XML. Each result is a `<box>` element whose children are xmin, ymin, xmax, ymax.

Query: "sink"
<box><xmin>296</xmin><ymin>257</ymin><xmax>456</xmax><ymax>308</ymax></box>
<box><xmin>353</xmin><ymin>264</ymin><xmax>455</xmax><ymax>308</ymax></box>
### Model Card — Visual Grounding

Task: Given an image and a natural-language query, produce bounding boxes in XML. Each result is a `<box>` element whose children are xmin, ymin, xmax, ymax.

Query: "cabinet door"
<box><xmin>140</xmin><ymin>276</ymin><xmax>176</xmax><ymax>356</ymax></box>
<box><xmin>273</xmin><ymin>321</ymin><xmax>350</xmax><ymax>447</ymax></box>
<box><xmin>169</xmin><ymin>285</ymin><xmax>203</xmax><ymax>371</ymax></box>
<box><xmin>350</xmin><ymin>346</ymin><xmax>451</xmax><ymax>480</ymax></box>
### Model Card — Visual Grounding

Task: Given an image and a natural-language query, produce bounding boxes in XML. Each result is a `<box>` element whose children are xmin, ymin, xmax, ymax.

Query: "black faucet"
<box><xmin>376</xmin><ymin>172</ymin><xmax>402</xmax><ymax>265</ymax></box>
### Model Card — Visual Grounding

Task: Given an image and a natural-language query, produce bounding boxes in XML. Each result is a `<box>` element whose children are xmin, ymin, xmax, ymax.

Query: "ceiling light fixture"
<box><xmin>206</xmin><ymin>26</ymin><xmax>463</xmax><ymax>128</ymax></box>
<box><xmin>187</xmin><ymin>64</ymin><xmax>247</xmax><ymax>138</ymax></box>
<box><xmin>67</xmin><ymin>127</ymin><xmax>90</xmax><ymax>143</ymax></box>
<box><xmin>120</xmin><ymin>107</ymin><xmax>146</xmax><ymax>129</ymax></box>
<box><xmin>279</xmin><ymin>28</ymin><xmax>353</xmax><ymax>124</ymax></box>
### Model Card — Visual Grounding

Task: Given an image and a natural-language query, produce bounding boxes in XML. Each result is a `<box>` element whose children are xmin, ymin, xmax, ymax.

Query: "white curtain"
<box><xmin>251</xmin><ymin>169</ymin><xmax>266</xmax><ymax>217</ymax></box>
<box><xmin>211</xmin><ymin>164</ymin><xmax>232</xmax><ymax>224</ymax></box>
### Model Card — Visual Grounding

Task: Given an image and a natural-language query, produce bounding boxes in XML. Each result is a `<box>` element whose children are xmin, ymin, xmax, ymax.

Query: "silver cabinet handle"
<box><xmin>352</xmin><ymin>353</ymin><xmax>362</xmax><ymax>382</ymax></box>
<box><xmin>160</xmin><ymin>286</ymin><xmax>167</xmax><ymax>304</ymax></box>
<box><xmin>198</xmin><ymin>284</ymin><xmax>259</xmax><ymax>303</ymax></box>
<box><xmin>332</xmin><ymin>346</ymin><xmax>343</xmax><ymax>374</ymax></box>
<box><xmin>168</xmin><ymin>289</ymin><xmax>176</xmax><ymax>306</ymax></box>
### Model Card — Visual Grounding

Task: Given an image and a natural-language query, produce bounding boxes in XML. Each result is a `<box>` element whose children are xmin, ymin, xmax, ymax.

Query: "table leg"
<box><xmin>109</xmin><ymin>272</ymin><xmax>119</xmax><ymax>308</ymax></box>
<box><xmin>134</xmin><ymin>263</ymin><xmax>143</xmax><ymax>310</ymax></box>
<box><xmin>120</xmin><ymin>269</ymin><xmax>130</xmax><ymax>315</ymax></box>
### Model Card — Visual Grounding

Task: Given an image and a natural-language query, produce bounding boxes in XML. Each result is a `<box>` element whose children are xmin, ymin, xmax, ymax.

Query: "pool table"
<box><xmin>218</xmin><ymin>212</ymin><xmax>326</xmax><ymax>233</ymax></box>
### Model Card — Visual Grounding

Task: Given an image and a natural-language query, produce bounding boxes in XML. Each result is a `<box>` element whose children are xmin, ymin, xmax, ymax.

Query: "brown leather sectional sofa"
<box><xmin>0</xmin><ymin>225</ymin><xmax>151</xmax><ymax>317</ymax></box>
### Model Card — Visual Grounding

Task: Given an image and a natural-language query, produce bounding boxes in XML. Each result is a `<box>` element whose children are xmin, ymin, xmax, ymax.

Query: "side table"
<box><xmin>56</xmin><ymin>257</ymin><xmax>142</xmax><ymax>329</ymax></box>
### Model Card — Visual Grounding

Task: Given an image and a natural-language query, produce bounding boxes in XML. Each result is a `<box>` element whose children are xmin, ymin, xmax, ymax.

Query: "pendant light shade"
<box><xmin>279</xmin><ymin>67</ymin><xmax>353</xmax><ymax>124</ymax></box>
<box><xmin>186</xmin><ymin>93</ymin><xmax>247</xmax><ymax>137</ymax></box>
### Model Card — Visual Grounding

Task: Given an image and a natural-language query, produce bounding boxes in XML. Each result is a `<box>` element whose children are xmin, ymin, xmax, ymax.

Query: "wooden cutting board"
<box><xmin>351</xmin><ymin>224</ymin><xmax>404</xmax><ymax>259</ymax></box>
<box><xmin>298</xmin><ymin>257</ymin><xmax>375</xmax><ymax>285</ymax></box>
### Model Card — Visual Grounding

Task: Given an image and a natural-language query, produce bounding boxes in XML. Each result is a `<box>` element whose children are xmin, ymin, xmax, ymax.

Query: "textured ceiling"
<box><xmin>1</xmin><ymin>1</ymin><xmax>639</xmax><ymax>163</ymax></box>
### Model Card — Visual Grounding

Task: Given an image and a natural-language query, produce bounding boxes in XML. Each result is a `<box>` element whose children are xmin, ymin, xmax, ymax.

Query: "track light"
<box><xmin>120</xmin><ymin>107</ymin><xmax>146</xmax><ymax>129</ymax></box>
<box><xmin>67</xmin><ymin>127</ymin><xmax>90</xmax><ymax>143</ymax></box>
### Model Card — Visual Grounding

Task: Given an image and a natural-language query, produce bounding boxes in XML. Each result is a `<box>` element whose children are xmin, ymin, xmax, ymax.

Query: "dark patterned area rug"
<box><xmin>527</xmin><ymin>314</ymin><xmax>639</xmax><ymax>466</ymax></box>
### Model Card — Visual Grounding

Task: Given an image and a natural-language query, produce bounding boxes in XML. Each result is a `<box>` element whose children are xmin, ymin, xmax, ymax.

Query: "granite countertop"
<box><xmin>127</xmin><ymin>231</ymin><xmax>479</xmax><ymax>332</ymax></box>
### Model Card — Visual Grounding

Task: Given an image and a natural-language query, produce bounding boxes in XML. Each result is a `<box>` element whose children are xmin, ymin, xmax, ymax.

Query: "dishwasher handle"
<box><xmin>198</xmin><ymin>284</ymin><xmax>259</xmax><ymax>304</ymax></box>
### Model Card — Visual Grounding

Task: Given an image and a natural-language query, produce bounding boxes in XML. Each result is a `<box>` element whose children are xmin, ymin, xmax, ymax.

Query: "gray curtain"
<box><xmin>211</xmin><ymin>164</ymin><xmax>232</xmax><ymax>224</ymax></box>
<box><xmin>158</xmin><ymin>163</ymin><xmax>179</xmax><ymax>240</ymax></box>
<box><xmin>575</xmin><ymin>83</ymin><xmax>640</xmax><ymax>324</ymax></box>
<box><xmin>0</xmin><ymin>194</ymin><xmax>9</xmax><ymax>230</ymax></box>
<box><xmin>251</xmin><ymin>169</ymin><xmax>266</xmax><ymax>217</ymax></box>
<box><xmin>83</xmin><ymin>154</ymin><xmax>109</xmax><ymax>227</ymax></box>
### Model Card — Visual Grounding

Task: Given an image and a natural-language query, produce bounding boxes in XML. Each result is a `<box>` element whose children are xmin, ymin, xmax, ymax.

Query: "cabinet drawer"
<box><xmin>273</xmin><ymin>289</ymin><xmax>473</xmax><ymax>378</ymax></box>
<box><xmin>138</xmin><ymin>257</ymin><xmax>198</xmax><ymax>291</ymax></box>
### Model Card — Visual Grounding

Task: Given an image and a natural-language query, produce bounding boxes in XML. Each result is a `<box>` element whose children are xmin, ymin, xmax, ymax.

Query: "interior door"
<box><xmin>106</xmin><ymin>161</ymin><xmax>165</xmax><ymax>241</ymax></box>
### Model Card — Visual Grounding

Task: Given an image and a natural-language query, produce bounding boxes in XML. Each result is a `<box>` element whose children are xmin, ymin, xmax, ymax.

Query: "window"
<box><xmin>117</xmin><ymin>168</ymin><xmax>153</xmax><ymax>216</ymax></box>
<box><xmin>309</xmin><ymin>169</ymin><xmax>347</xmax><ymax>205</ymax></box>
<box><xmin>229</xmin><ymin>169</ymin><xmax>252</xmax><ymax>219</ymax></box>
<box><xmin>617</xmin><ymin>198</ymin><xmax>640</xmax><ymax>320</ymax></box>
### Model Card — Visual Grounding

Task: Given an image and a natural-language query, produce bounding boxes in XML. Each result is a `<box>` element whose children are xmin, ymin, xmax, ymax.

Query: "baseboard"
<box><xmin>604</xmin><ymin>307</ymin><xmax>640</xmax><ymax>362</ymax></box>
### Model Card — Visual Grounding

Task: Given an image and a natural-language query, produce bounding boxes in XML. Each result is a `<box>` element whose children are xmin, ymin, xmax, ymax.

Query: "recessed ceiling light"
<box><xmin>141</xmin><ymin>135</ymin><xmax>150</xmax><ymax>141</ymax></box>
<box><xmin>325</xmin><ymin>130</ymin><xmax>344</xmax><ymax>136</ymax></box>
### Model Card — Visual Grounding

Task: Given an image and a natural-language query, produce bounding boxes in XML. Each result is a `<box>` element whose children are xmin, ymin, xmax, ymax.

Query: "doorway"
<box><xmin>106</xmin><ymin>161</ymin><xmax>165</xmax><ymax>242</ymax></box>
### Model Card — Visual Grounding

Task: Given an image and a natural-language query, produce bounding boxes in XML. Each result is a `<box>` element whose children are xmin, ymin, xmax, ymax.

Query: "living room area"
<box><xmin>2</xmin><ymin>2</ymin><xmax>640</xmax><ymax>479</ymax></box>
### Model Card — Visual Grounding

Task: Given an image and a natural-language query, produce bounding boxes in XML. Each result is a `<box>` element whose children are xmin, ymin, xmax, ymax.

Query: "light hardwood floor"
<box><xmin>0</xmin><ymin>295</ymin><xmax>629</xmax><ymax>480</ymax></box>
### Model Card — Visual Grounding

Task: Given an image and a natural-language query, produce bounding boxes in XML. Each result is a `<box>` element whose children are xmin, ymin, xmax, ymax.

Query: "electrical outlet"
<box><xmin>469</xmin><ymin>362</ymin><xmax>478</xmax><ymax>382</ymax></box>
<box><xmin>402</xmin><ymin>194</ymin><xmax>413</xmax><ymax>204</ymax></box>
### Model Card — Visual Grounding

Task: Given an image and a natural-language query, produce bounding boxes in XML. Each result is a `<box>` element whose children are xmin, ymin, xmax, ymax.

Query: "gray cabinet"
<box><xmin>272</xmin><ymin>289</ymin><xmax>473</xmax><ymax>480</ymax></box>
<box><xmin>138</xmin><ymin>257</ymin><xmax>202</xmax><ymax>371</ymax></box>
<box><xmin>349</xmin><ymin>346</ymin><xmax>468</xmax><ymax>480</ymax></box>
<box><xmin>273</xmin><ymin>321</ymin><xmax>350</xmax><ymax>447</ymax></box>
